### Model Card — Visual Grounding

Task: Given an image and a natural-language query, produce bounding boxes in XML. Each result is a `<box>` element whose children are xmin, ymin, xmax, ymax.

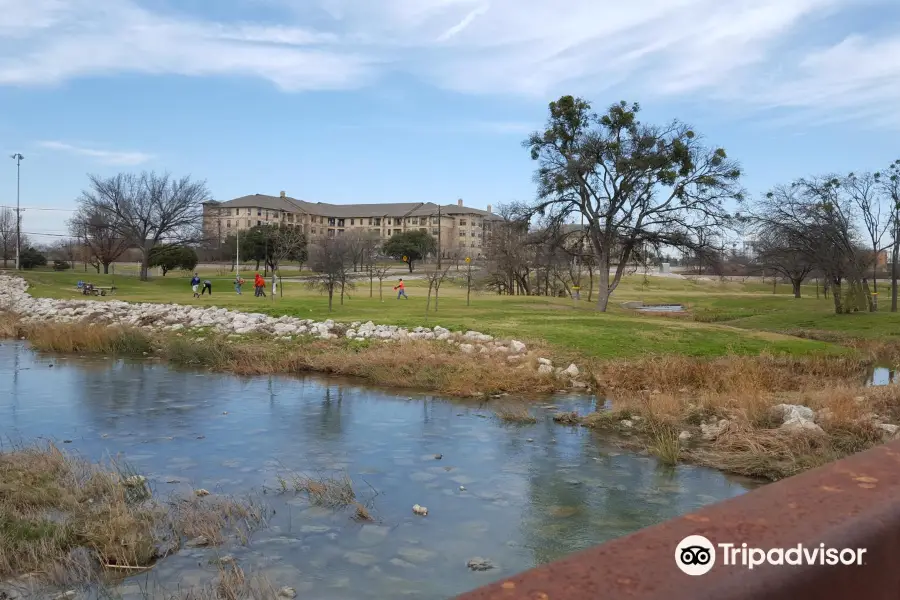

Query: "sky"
<box><xmin>1</xmin><ymin>0</ymin><xmax>899</xmax><ymax>245</ymax></box>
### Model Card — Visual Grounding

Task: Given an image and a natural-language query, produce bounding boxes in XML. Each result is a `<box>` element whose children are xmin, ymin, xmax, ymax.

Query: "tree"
<box><xmin>307</xmin><ymin>237</ymin><xmax>354</xmax><ymax>311</ymax></box>
<box><xmin>68</xmin><ymin>206</ymin><xmax>132</xmax><ymax>274</ymax></box>
<box><xmin>268</xmin><ymin>226</ymin><xmax>308</xmax><ymax>274</ymax></box>
<box><xmin>383</xmin><ymin>230</ymin><xmax>437</xmax><ymax>272</ymax></box>
<box><xmin>0</xmin><ymin>208</ymin><xmax>16</xmax><ymax>268</ymax></box>
<box><xmin>753</xmin><ymin>225</ymin><xmax>814</xmax><ymax>298</ymax></box>
<box><xmin>49</xmin><ymin>239</ymin><xmax>79</xmax><ymax>270</ymax></box>
<box><xmin>483</xmin><ymin>205</ymin><xmax>534</xmax><ymax>295</ymax></box>
<box><xmin>424</xmin><ymin>262</ymin><xmax>453</xmax><ymax>316</ymax></box>
<box><xmin>148</xmin><ymin>245</ymin><xmax>199</xmax><ymax>276</ymax></box>
<box><xmin>20</xmin><ymin>247</ymin><xmax>47</xmax><ymax>269</ymax></box>
<box><xmin>371</xmin><ymin>264</ymin><xmax>391</xmax><ymax>301</ymax></box>
<box><xmin>875</xmin><ymin>160</ymin><xmax>900</xmax><ymax>312</ymax></box>
<box><xmin>845</xmin><ymin>172</ymin><xmax>890</xmax><ymax>309</ymax></box>
<box><xmin>524</xmin><ymin>97</ymin><xmax>743</xmax><ymax>311</ymax></box>
<box><xmin>77</xmin><ymin>171</ymin><xmax>209</xmax><ymax>281</ymax></box>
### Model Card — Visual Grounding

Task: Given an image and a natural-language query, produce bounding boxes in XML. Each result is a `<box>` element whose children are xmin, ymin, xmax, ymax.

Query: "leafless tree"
<box><xmin>68</xmin><ymin>206</ymin><xmax>131</xmax><ymax>274</ymax></box>
<box><xmin>307</xmin><ymin>237</ymin><xmax>354</xmax><ymax>311</ymax></box>
<box><xmin>424</xmin><ymin>262</ymin><xmax>454</xmax><ymax>316</ymax></box>
<box><xmin>77</xmin><ymin>171</ymin><xmax>209</xmax><ymax>280</ymax></box>
<box><xmin>875</xmin><ymin>161</ymin><xmax>900</xmax><ymax>312</ymax></box>
<box><xmin>845</xmin><ymin>172</ymin><xmax>891</xmax><ymax>309</ymax></box>
<box><xmin>49</xmin><ymin>239</ymin><xmax>79</xmax><ymax>269</ymax></box>
<box><xmin>524</xmin><ymin>97</ymin><xmax>743</xmax><ymax>311</ymax></box>
<box><xmin>371</xmin><ymin>264</ymin><xmax>391</xmax><ymax>301</ymax></box>
<box><xmin>483</xmin><ymin>204</ymin><xmax>533</xmax><ymax>295</ymax></box>
<box><xmin>754</xmin><ymin>226</ymin><xmax>814</xmax><ymax>298</ymax></box>
<box><xmin>0</xmin><ymin>207</ymin><xmax>16</xmax><ymax>268</ymax></box>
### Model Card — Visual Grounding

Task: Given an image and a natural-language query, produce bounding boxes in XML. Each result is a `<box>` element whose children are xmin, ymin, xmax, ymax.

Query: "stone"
<box><xmin>538</xmin><ymin>364</ymin><xmax>553</xmax><ymax>375</ymax></box>
<box><xmin>466</xmin><ymin>557</ymin><xmax>495</xmax><ymax>571</ymax></box>
<box><xmin>620</xmin><ymin>419</ymin><xmax>634</xmax><ymax>428</ymax></box>
<box><xmin>185</xmin><ymin>536</ymin><xmax>209</xmax><ymax>548</ymax></box>
<box><xmin>194</xmin><ymin>488</ymin><xmax>210</xmax><ymax>497</ymax></box>
<box><xmin>509</xmin><ymin>340</ymin><xmax>526</xmax><ymax>354</ymax></box>
<box><xmin>563</xmin><ymin>364</ymin><xmax>579</xmax><ymax>378</ymax></box>
<box><xmin>412</xmin><ymin>504</ymin><xmax>428</xmax><ymax>516</ymax></box>
<box><xmin>700</xmin><ymin>419</ymin><xmax>729</xmax><ymax>441</ymax></box>
<box><xmin>877</xmin><ymin>423</ymin><xmax>900</xmax><ymax>438</ymax></box>
<box><xmin>537</xmin><ymin>357</ymin><xmax>552</xmax><ymax>366</ymax></box>
<box><xmin>678</xmin><ymin>430</ymin><xmax>692</xmax><ymax>441</ymax></box>
<box><xmin>277</xmin><ymin>587</ymin><xmax>297</xmax><ymax>599</ymax></box>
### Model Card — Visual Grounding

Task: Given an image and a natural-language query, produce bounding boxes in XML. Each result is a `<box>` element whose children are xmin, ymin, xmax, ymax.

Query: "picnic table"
<box><xmin>77</xmin><ymin>282</ymin><xmax>117</xmax><ymax>297</ymax></box>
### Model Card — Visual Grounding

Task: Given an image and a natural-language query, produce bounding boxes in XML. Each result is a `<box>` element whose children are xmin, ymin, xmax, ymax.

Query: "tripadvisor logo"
<box><xmin>675</xmin><ymin>535</ymin><xmax>868</xmax><ymax>575</ymax></box>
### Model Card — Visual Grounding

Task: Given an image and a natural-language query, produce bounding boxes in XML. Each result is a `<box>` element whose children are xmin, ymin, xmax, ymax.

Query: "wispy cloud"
<box><xmin>3</xmin><ymin>0</ymin><xmax>900</xmax><ymax>126</ymax></box>
<box><xmin>37</xmin><ymin>141</ymin><xmax>154</xmax><ymax>166</ymax></box>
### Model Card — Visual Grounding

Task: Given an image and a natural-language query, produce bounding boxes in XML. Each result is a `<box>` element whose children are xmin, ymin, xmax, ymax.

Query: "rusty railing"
<box><xmin>456</xmin><ymin>439</ymin><xmax>900</xmax><ymax>599</ymax></box>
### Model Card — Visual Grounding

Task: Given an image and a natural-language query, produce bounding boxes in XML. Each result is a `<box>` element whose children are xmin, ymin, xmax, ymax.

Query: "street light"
<box><xmin>10</xmin><ymin>153</ymin><xmax>23</xmax><ymax>270</ymax></box>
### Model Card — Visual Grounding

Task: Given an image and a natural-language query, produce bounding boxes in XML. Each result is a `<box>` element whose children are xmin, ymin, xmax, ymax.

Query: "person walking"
<box><xmin>254</xmin><ymin>273</ymin><xmax>267</xmax><ymax>297</ymax></box>
<box><xmin>191</xmin><ymin>273</ymin><xmax>201</xmax><ymax>298</ymax></box>
<box><xmin>394</xmin><ymin>278</ymin><xmax>408</xmax><ymax>299</ymax></box>
<box><xmin>201</xmin><ymin>279</ymin><xmax>212</xmax><ymax>295</ymax></box>
<box><xmin>234</xmin><ymin>275</ymin><xmax>244</xmax><ymax>295</ymax></box>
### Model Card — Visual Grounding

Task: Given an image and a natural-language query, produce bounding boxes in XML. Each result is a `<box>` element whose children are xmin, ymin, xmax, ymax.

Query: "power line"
<box><xmin>0</xmin><ymin>205</ymin><xmax>77</xmax><ymax>212</ymax></box>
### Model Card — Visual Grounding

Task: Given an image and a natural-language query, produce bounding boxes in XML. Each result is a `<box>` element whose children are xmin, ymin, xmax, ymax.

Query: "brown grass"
<box><xmin>159</xmin><ymin>564</ymin><xmax>282</xmax><ymax>600</ymax></box>
<box><xmin>278</xmin><ymin>471</ymin><xmax>357</xmax><ymax>508</ymax></box>
<box><xmin>0</xmin><ymin>443</ymin><xmax>266</xmax><ymax>586</ymax></box>
<box><xmin>9</xmin><ymin>318</ymin><xmax>560</xmax><ymax>397</ymax></box>
<box><xmin>493</xmin><ymin>403</ymin><xmax>538</xmax><ymax>424</ymax></box>
<box><xmin>552</xmin><ymin>411</ymin><xmax>582</xmax><ymax>425</ymax></box>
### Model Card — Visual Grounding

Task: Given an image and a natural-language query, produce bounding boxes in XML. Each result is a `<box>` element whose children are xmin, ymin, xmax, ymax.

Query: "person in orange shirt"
<box><xmin>393</xmin><ymin>278</ymin><xmax>408</xmax><ymax>299</ymax></box>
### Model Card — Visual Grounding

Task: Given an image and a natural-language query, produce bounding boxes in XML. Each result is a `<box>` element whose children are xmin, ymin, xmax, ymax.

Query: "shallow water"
<box><xmin>870</xmin><ymin>366</ymin><xmax>897</xmax><ymax>386</ymax></box>
<box><xmin>0</xmin><ymin>341</ymin><xmax>756</xmax><ymax>599</ymax></box>
<box><xmin>636</xmin><ymin>304</ymin><xmax>685</xmax><ymax>313</ymax></box>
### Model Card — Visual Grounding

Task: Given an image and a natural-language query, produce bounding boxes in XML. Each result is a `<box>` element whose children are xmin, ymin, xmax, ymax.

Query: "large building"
<box><xmin>202</xmin><ymin>192</ymin><xmax>502</xmax><ymax>258</ymax></box>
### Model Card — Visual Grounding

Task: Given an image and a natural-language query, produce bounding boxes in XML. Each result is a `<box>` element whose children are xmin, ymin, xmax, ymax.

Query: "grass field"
<box><xmin>18</xmin><ymin>269</ymin><xmax>900</xmax><ymax>360</ymax></box>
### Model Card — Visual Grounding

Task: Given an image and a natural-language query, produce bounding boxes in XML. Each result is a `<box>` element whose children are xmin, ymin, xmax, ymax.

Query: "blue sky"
<box><xmin>2</xmin><ymin>0</ymin><xmax>899</xmax><ymax>244</ymax></box>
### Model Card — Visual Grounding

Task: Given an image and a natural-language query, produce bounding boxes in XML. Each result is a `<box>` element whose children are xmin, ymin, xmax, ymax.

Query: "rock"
<box><xmin>509</xmin><ymin>340</ymin><xmax>526</xmax><ymax>354</ymax></box>
<box><xmin>781</xmin><ymin>420</ymin><xmax>825</xmax><ymax>434</ymax></box>
<box><xmin>877</xmin><ymin>423</ymin><xmax>900</xmax><ymax>438</ymax></box>
<box><xmin>700</xmin><ymin>419</ymin><xmax>729</xmax><ymax>441</ymax></box>
<box><xmin>538</xmin><ymin>364</ymin><xmax>553</xmax><ymax>375</ymax></box>
<box><xmin>537</xmin><ymin>357</ymin><xmax>552</xmax><ymax>366</ymax></box>
<box><xmin>620</xmin><ymin>419</ymin><xmax>634</xmax><ymax>428</ymax></box>
<box><xmin>412</xmin><ymin>504</ymin><xmax>428</xmax><ymax>516</ymax></box>
<box><xmin>459</xmin><ymin>344</ymin><xmax>475</xmax><ymax>354</ymax></box>
<box><xmin>433</xmin><ymin>454</ymin><xmax>443</xmax><ymax>460</ymax></box>
<box><xmin>459</xmin><ymin>485</ymin><xmax>467</xmax><ymax>491</ymax></box>
<box><xmin>194</xmin><ymin>489</ymin><xmax>210</xmax><ymax>497</ymax></box>
<box><xmin>185</xmin><ymin>536</ymin><xmax>209</xmax><ymax>548</ymax></box>
<box><xmin>772</xmin><ymin>404</ymin><xmax>815</xmax><ymax>423</ymax></box>
<box><xmin>678</xmin><ymin>430</ymin><xmax>692</xmax><ymax>441</ymax></box>
<box><xmin>123</xmin><ymin>475</ymin><xmax>146</xmax><ymax>487</ymax></box>
<box><xmin>466</xmin><ymin>557</ymin><xmax>495</xmax><ymax>571</ymax></box>
<box><xmin>277</xmin><ymin>587</ymin><xmax>297</xmax><ymax>599</ymax></box>
<box><xmin>563</xmin><ymin>364</ymin><xmax>579</xmax><ymax>378</ymax></box>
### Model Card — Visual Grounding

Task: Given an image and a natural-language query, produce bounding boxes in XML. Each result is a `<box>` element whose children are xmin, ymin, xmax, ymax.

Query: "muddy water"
<box><xmin>0</xmin><ymin>341</ymin><xmax>755</xmax><ymax>599</ymax></box>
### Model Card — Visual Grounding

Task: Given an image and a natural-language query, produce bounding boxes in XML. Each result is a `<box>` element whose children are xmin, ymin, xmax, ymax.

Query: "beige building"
<box><xmin>202</xmin><ymin>192</ymin><xmax>501</xmax><ymax>258</ymax></box>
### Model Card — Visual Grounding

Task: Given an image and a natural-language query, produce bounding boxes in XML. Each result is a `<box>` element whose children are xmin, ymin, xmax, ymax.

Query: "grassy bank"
<box><xmin>0</xmin><ymin>442</ymin><xmax>265</xmax><ymax>588</ymax></box>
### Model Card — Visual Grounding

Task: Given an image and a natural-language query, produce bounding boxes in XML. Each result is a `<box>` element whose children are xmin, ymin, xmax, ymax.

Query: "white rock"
<box><xmin>563</xmin><ymin>364</ymin><xmax>579</xmax><ymax>378</ymax></box>
<box><xmin>538</xmin><ymin>364</ymin><xmax>553</xmax><ymax>375</ymax></box>
<box><xmin>509</xmin><ymin>340</ymin><xmax>526</xmax><ymax>354</ymax></box>
<box><xmin>537</xmin><ymin>358</ymin><xmax>552</xmax><ymax>366</ymax></box>
<box><xmin>678</xmin><ymin>430</ymin><xmax>692</xmax><ymax>441</ymax></box>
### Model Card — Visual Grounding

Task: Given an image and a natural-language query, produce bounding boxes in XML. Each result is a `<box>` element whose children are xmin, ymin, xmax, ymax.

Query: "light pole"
<box><xmin>10</xmin><ymin>153</ymin><xmax>23</xmax><ymax>270</ymax></box>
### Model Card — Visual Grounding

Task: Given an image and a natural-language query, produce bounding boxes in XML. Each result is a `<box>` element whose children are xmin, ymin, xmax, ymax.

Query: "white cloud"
<box><xmin>2</xmin><ymin>0</ymin><xmax>900</xmax><ymax>126</ymax></box>
<box><xmin>37</xmin><ymin>141</ymin><xmax>154</xmax><ymax>166</ymax></box>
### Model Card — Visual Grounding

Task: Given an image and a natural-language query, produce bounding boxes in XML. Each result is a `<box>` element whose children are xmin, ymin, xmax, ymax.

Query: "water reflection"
<box><xmin>0</xmin><ymin>342</ymin><xmax>756</xmax><ymax>599</ymax></box>
<box><xmin>870</xmin><ymin>366</ymin><xmax>897</xmax><ymax>386</ymax></box>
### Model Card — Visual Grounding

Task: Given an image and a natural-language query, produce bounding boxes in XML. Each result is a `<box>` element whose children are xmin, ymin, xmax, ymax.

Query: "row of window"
<box><xmin>219</xmin><ymin>208</ymin><xmax>485</xmax><ymax>228</ymax></box>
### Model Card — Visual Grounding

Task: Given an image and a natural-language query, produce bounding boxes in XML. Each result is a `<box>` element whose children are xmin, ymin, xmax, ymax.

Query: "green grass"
<box><xmin>17</xmin><ymin>269</ymin><xmax>900</xmax><ymax>359</ymax></box>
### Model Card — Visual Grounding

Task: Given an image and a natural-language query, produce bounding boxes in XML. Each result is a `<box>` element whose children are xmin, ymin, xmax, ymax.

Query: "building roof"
<box><xmin>213</xmin><ymin>194</ymin><xmax>502</xmax><ymax>220</ymax></box>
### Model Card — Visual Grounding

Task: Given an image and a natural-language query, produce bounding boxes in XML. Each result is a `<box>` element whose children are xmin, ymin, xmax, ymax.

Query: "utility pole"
<box><xmin>10</xmin><ymin>153</ymin><xmax>23</xmax><ymax>270</ymax></box>
<box><xmin>236</xmin><ymin>226</ymin><xmax>240</xmax><ymax>277</ymax></box>
<box><xmin>437</xmin><ymin>204</ymin><xmax>442</xmax><ymax>270</ymax></box>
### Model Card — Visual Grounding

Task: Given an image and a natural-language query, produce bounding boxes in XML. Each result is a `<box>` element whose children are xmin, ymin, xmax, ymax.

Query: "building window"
<box><xmin>351</xmin><ymin>219</ymin><xmax>355</xmax><ymax>226</ymax></box>
<box><xmin>257</xmin><ymin>209</ymin><xmax>261</xmax><ymax>216</ymax></box>
<box><xmin>287</xmin><ymin>214</ymin><xmax>294</xmax><ymax>222</ymax></box>
<box><xmin>246</xmin><ymin>208</ymin><xmax>251</xmax><ymax>215</ymax></box>
<box><xmin>460</xmin><ymin>219</ymin><xmax>467</xmax><ymax>226</ymax></box>
<box><xmin>367</xmin><ymin>218</ymin><xmax>372</xmax><ymax>225</ymax></box>
<box><xmin>328</xmin><ymin>218</ymin><xmax>336</xmax><ymax>226</ymax></box>
<box><xmin>257</xmin><ymin>220</ymin><xmax>261</xmax><ymax>226</ymax></box>
<box><xmin>311</xmin><ymin>227</ymin><xmax>317</xmax><ymax>234</ymax></box>
<box><xmin>374</xmin><ymin>218</ymin><xmax>381</xmax><ymax>226</ymax></box>
<box><xmin>338</xmin><ymin>219</ymin><xmax>345</xmax><ymax>227</ymax></box>
<box><xmin>226</xmin><ymin>220</ymin><xmax>231</xmax><ymax>228</ymax></box>
<box><xmin>432</xmin><ymin>228</ymin><xmax>439</xmax><ymax>235</ymax></box>
<box><xmin>459</xmin><ymin>232</ymin><xmax>466</xmax><ymax>237</ymax></box>
<box><xmin>246</xmin><ymin>219</ymin><xmax>251</xmax><ymax>227</ymax></box>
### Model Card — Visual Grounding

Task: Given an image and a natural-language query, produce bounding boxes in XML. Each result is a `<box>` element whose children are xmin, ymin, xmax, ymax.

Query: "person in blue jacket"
<box><xmin>190</xmin><ymin>273</ymin><xmax>201</xmax><ymax>298</ymax></box>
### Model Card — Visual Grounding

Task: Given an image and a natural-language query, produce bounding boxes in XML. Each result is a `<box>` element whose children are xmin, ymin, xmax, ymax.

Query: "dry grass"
<box><xmin>552</xmin><ymin>411</ymin><xmax>582</xmax><ymax>426</ymax></box>
<box><xmin>494</xmin><ymin>403</ymin><xmax>538</xmax><ymax>424</ymax></box>
<box><xmin>0</xmin><ymin>443</ymin><xmax>266</xmax><ymax>586</ymax></box>
<box><xmin>156</xmin><ymin>564</ymin><xmax>282</xmax><ymax>600</ymax></box>
<box><xmin>10</xmin><ymin>319</ymin><xmax>561</xmax><ymax>397</ymax></box>
<box><xmin>591</xmin><ymin>352</ymin><xmax>869</xmax><ymax>396</ymax></box>
<box><xmin>277</xmin><ymin>471</ymin><xmax>357</xmax><ymax>509</ymax></box>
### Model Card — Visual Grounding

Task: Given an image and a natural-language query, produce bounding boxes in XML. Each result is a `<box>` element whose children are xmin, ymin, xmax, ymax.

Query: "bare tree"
<box><xmin>77</xmin><ymin>172</ymin><xmax>209</xmax><ymax>280</ymax></box>
<box><xmin>754</xmin><ymin>226</ymin><xmax>814</xmax><ymax>298</ymax></box>
<box><xmin>68</xmin><ymin>206</ymin><xmax>131</xmax><ymax>274</ymax></box>
<box><xmin>875</xmin><ymin>161</ymin><xmax>900</xmax><ymax>312</ymax></box>
<box><xmin>845</xmin><ymin>172</ymin><xmax>891</xmax><ymax>309</ymax></box>
<box><xmin>424</xmin><ymin>262</ymin><xmax>453</xmax><ymax>316</ymax></box>
<box><xmin>371</xmin><ymin>264</ymin><xmax>391</xmax><ymax>301</ymax></box>
<box><xmin>524</xmin><ymin>97</ymin><xmax>743</xmax><ymax>311</ymax></box>
<box><xmin>484</xmin><ymin>205</ymin><xmax>533</xmax><ymax>295</ymax></box>
<box><xmin>307</xmin><ymin>237</ymin><xmax>354</xmax><ymax>311</ymax></box>
<box><xmin>49</xmin><ymin>239</ymin><xmax>79</xmax><ymax>269</ymax></box>
<box><xmin>0</xmin><ymin>207</ymin><xmax>16</xmax><ymax>268</ymax></box>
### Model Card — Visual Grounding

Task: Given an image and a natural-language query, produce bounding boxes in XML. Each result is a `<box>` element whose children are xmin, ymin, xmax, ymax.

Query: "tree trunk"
<box><xmin>587</xmin><ymin>265</ymin><xmax>594</xmax><ymax>302</ymax></box>
<box><xmin>103</xmin><ymin>262</ymin><xmax>110</xmax><ymax>275</ymax></box>
<box><xmin>328</xmin><ymin>287</ymin><xmax>334</xmax><ymax>311</ymax></box>
<box><xmin>792</xmin><ymin>279</ymin><xmax>801</xmax><ymax>298</ymax></box>
<box><xmin>408</xmin><ymin>261</ymin><xmax>414</xmax><ymax>273</ymax></box>
<box><xmin>595</xmin><ymin>264</ymin><xmax>611</xmax><ymax>311</ymax></box>
<box><xmin>379</xmin><ymin>280</ymin><xmax>383</xmax><ymax>301</ymax></box>
<box><xmin>893</xmin><ymin>227</ymin><xmax>899</xmax><ymax>312</ymax></box>
<box><xmin>340</xmin><ymin>284</ymin><xmax>345</xmax><ymax>305</ymax></box>
<box><xmin>832</xmin><ymin>280</ymin><xmax>844</xmax><ymax>314</ymax></box>
<box><xmin>139</xmin><ymin>248</ymin><xmax>150</xmax><ymax>281</ymax></box>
